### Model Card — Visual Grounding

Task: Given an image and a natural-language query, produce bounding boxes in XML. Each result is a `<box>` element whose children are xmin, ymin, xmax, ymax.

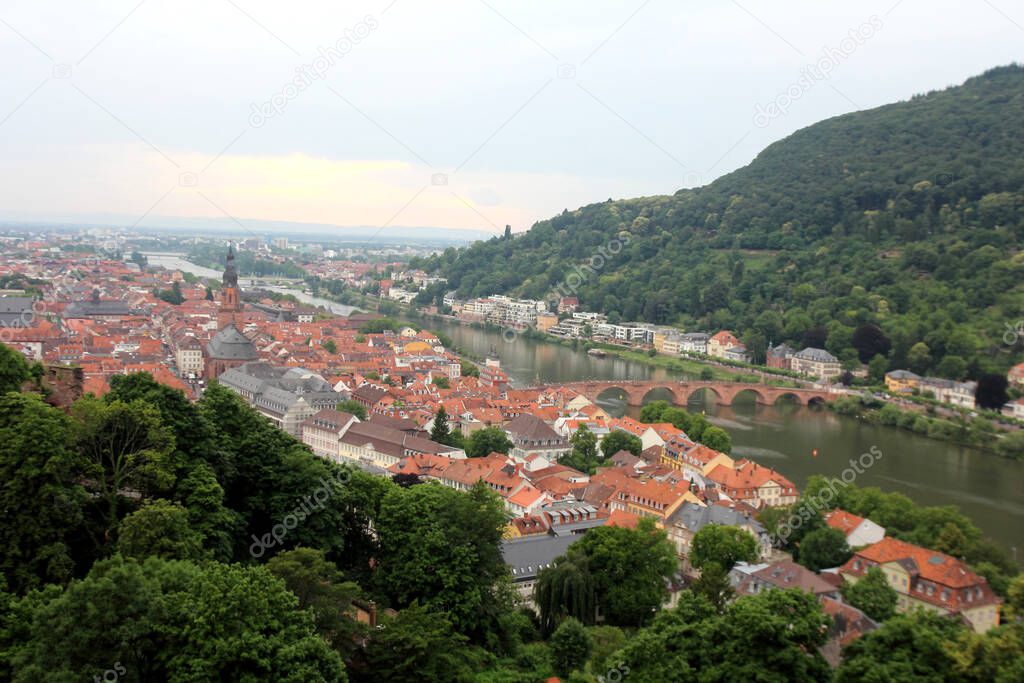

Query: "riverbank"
<box><xmin>830</xmin><ymin>394</ymin><xmax>1024</xmax><ymax>459</ymax></box>
<box><xmin>410</xmin><ymin>311</ymin><xmax>809</xmax><ymax>385</ymax></box>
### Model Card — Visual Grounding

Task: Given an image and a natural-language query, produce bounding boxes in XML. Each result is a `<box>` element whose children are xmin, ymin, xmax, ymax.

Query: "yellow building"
<box><xmin>884</xmin><ymin>370</ymin><xmax>921</xmax><ymax>393</ymax></box>
<box><xmin>840</xmin><ymin>537</ymin><xmax>1001</xmax><ymax>634</ymax></box>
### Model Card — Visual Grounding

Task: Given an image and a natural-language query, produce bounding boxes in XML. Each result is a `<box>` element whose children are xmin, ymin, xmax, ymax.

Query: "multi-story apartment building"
<box><xmin>173</xmin><ymin>333</ymin><xmax>205</xmax><ymax>377</ymax></box>
<box><xmin>840</xmin><ymin>537</ymin><xmax>1002</xmax><ymax>633</ymax></box>
<box><xmin>790</xmin><ymin>347</ymin><xmax>842</xmax><ymax>379</ymax></box>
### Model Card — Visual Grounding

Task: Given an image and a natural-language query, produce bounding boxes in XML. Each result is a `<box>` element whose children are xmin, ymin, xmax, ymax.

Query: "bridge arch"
<box><xmin>594</xmin><ymin>385</ymin><xmax>631</xmax><ymax>404</ymax></box>
<box><xmin>639</xmin><ymin>386</ymin><xmax>682</xmax><ymax>406</ymax></box>
<box><xmin>731</xmin><ymin>387</ymin><xmax>769</xmax><ymax>405</ymax></box>
<box><xmin>682</xmin><ymin>385</ymin><xmax>725</xmax><ymax>406</ymax></box>
<box><xmin>772</xmin><ymin>391</ymin><xmax>805</xmax><ymax>406</ymax></box>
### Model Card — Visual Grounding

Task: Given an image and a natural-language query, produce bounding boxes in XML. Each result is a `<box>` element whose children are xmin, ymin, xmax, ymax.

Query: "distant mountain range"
<box><xmin>414</xmin><ymin>65</ymin><xmax>1024</xmax><ymax>378</ymax></box>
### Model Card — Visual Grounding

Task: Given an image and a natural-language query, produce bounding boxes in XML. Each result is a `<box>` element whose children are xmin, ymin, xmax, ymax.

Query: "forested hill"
<box><xmin>413</xmin><ymin>64</ymin><xmax>1024</xmax><ymax>378</ymax></box>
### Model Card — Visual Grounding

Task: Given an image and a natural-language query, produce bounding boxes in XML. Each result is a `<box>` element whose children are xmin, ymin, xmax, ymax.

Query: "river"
<box><xmin>425</xmin><ymin>317</ymin><xmax>1024</xmax><ymax>556</ymax></box>
<box><xmin>142</xmin><ymin>253</ymin><xmax>361</xmax><ymax>316</ymax></box>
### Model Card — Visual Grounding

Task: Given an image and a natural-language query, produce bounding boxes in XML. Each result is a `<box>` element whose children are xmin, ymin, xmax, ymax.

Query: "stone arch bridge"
<box><xmin>550</xmin><ymin>380</ymin><xmax>839</xmax><ymax>407</ymax></box>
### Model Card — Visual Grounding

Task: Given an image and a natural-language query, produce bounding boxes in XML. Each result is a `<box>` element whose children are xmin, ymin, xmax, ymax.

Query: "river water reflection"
<box><xmin>427</xmin><ymin>317</ymin><xmax>1024</xmax><ymax>555</ymax></box>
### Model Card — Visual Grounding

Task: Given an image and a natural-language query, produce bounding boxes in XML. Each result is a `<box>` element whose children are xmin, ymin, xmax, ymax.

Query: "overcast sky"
<box><xmin>0</xmin><ymin>0</ymin><xmax>1021</xmax><ymax>236</ymax></box>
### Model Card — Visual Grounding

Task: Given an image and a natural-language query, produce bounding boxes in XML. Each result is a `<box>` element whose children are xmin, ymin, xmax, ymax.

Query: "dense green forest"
<box><xmin>1</xmin><ymin>342</ymin><xmax>1022</xmax><ymax>680</ymax></box>
<box><xmin>413</xmin><ymin>65</ymin><xmax>1024</xmax><ymax>380</ymax></box>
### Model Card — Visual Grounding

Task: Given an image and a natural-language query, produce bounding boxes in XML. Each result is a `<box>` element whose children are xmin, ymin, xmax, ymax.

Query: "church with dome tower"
<box><xmin>205</xmin><ymin>244</ymin><xmax>258</xmax><ymax>379</ymax></box>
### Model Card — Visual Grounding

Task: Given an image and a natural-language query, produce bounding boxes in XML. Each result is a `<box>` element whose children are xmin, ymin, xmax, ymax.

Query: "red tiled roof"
<box><xmin>841</xmin><ymin>537</ymin><xmax>1001</xmax><ymax>612</ymax></box>
<box><xmin>825</xmin><ymin>509</ymin><xmax>866</xmax><ymax>535</ymax></box>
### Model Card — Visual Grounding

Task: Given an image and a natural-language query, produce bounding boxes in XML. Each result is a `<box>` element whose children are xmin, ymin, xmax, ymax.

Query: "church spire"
<box><xmin>223</xmin><ymin>244</ymin><xmax>238</xmax><ymax>288</ymax></box>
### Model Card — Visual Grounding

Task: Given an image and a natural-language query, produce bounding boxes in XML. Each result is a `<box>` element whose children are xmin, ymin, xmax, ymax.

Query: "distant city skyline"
<box><xmin>0</xmin><ymin>0</ymin><xmax>1021</xmax><ymax>236</ymax></box>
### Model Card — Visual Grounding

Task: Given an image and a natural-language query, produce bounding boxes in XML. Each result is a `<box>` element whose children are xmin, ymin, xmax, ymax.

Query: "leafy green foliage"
<box><xmin>374</xmin><ymin>482</ymin><xmax>510</xmax><ymax>638</ymax></box>
<box><xmin>560</xmin><ymin>425</ymin><xmax>600</xmax><ymax>474</ymax></box>
<box><xmin>266</xmin><ymin>548</ymin><xmax>363</xmax><ymax>659</ymax></box>
<box><xmin>799</xmin><ymin>476</ymin><xmax>1018</xmax><ymax>581</ymax></box>
<box><xmin>357</xmin><ymin>317</ymin><xmax>403</xmax><ymax>334</ymax></box>
<box><xmin>116</xmin><ymin>500</ymin><xmax>205</xmax><ymax>561</ymax></box>
<box><xmin>599</xmin><ymin>430</ymin><xmax>643</xmax><ymax>459</ymax></box>
<box><xmin>571</xmin><ymin>518</ymin><xmax>676</xmax><ymax>628</ymax></box>
<box><xmin>415</xmin><ymin>67</ymin><xmax>1024</xmax><ymax>379</ymax></box>
<box><xmin>796</xmin><ymin>526</ymin><xmax>852</xmax><ymax>571</ymax></box>
<box><xmin>0</xmin><ymin>393</ymin><xmax>85</xmax><ymax>593</ymax></box>
<box><xmin>353</xmin><ymin>603</ymin><xmax>476</xmax><ymax>683</ymax></box>
<box><xmin>836</xmin><ymin>610</ymin><xmax>965</xmax><ymax>682</ymax></box>
<box><xmin>536</xmin><ymin>555</ymin><xmax>596</xmax><ymax>635</ymax></box>
<box><xmin>429</xmin><ymin>405</ymin><xmax>460</xmax><ymax>447</ymax></box>
<box><xmin>337</xmin><ymin>399</ymin><xmax>368</xmax><ymax>420</ymax></box>
<box><xmin>690</xmin><ymin>525</ymin><xmax>758</xmax><ymax>571</ymax></box>
<box><xmin>465</xmin><ymin>425</ymin><xmax>513</xmax><ymax>458</ymax></box>
<box><xmin>549</xmin><ymin>618</ymin><xmax>592</xmax><ymax>678</ymax></box>
<box><xmin>0</xmin><ymin>343</ymin><xmax>31</xmax><ymax>394</ymax></box>
<box><xmin>639</xmin><ymin>401</ymin><xmax>729</xmax><ymax>452</ymax></box>
<box><xmin>610</xmin><ymin>589</ymin><xmax>830</xmax><ymax>682</ymax></box>
<box><xmin>841</xmin><ymin>566</ymin><xmax>898</xmax><ymax>622</ymax></box>
<box><xmin>690</xmin><ymin>561</ymin><xmax>734</xmax><ymax>612</ymax></box>
<box><xmin>6</xmin><ymin>555</ymin><xmax>345</xmax><ymax>682</ymax></box>
<box><xmin>155</xmin><ymin>280</ymin><xmax>184</xmax><ymax>305</ymax></box>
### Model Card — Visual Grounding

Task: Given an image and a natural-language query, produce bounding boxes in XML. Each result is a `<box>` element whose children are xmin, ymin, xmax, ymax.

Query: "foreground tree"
<box><xmin>7</xmin><ymin>555</ymin><xmax>345</xmax><ymax>682</ymax></box>
<box><xmin>549</xmin><ymin>618</ymin><xmax>592</xmax><ymax>678</ymax></box>
<box><xmin>71</xmin><ymin>397</ymin><xmax>176</xmax><ymax>543</ymax></box>
<box><xmin>611</xmin><ymin>589</ymin><xmax>830</xmax><ymax>682</ymax></box>
<box><xmin>690</xmin><ymin>561</ymin><xmax>734</xmax><ymax>612</ymax></box>
<box><xmin>0</xmin><ymin>343</ymin><xmax>30</xmax><ymax>394</ymax></box>
<box><xmin>266</xmin><ymin>548</ymin><xmax>363</xmax><ymax>659</ymax></box>
<box><xmin>353</xmin><ymin>603</ymin><xmax>474</xmax><ymax>683</ymax></box>
<box><xmin>569</xmin><ymin>518</ymin><xmax>677</xmax><ymax>627</ymax></box>
<box><xmin>835</xmin><ymin>611</ymin><xmax>965</xmax><ymax>682</ymax></box>
<box><xmin>0</xmin><ymin>393</ymin><xmax>86</xmax><ymax>593</ymax></box>
<box><xmin>116</xmin><ymin>499</ymin><xmax>205</xmax><ymax>561</ymax></box>
<box><xmin>841</xmin><ymin>566</ymin><xmax>898</xmax><ymax>622</ymax></box>
<box><xmin>535</xmin><ymin>555</ymin><xmax>596</xmax><ymax>635</ymax></box>
<box><xmin>374</xmin><ymin>482</ymin><xmax>510</xmax><ymax>637</ymax></box>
